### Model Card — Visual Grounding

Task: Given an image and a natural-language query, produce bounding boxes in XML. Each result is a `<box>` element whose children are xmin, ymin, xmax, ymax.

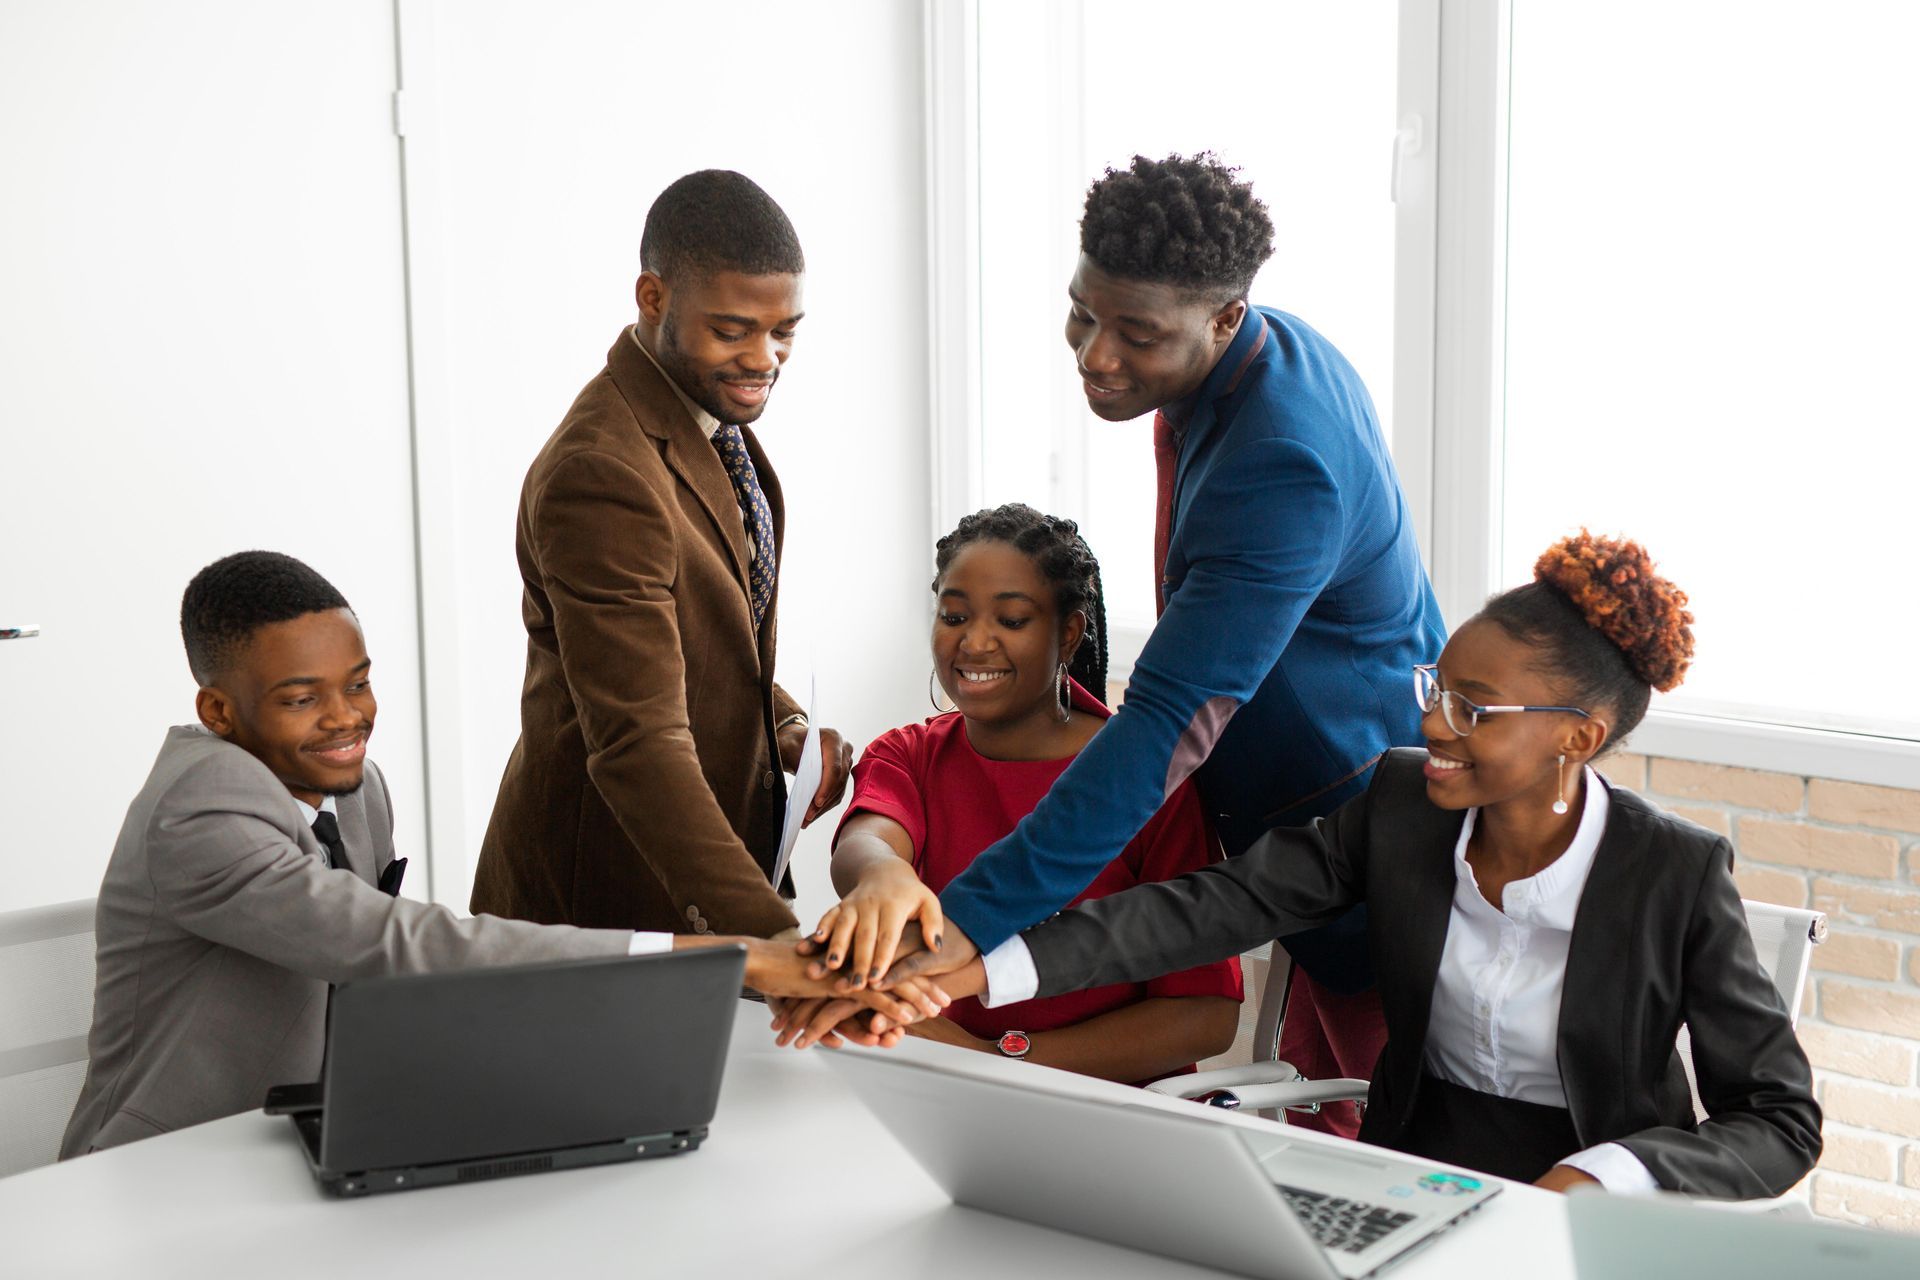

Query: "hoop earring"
<box><xmin>1056</xmin><ymin>662</ymin><xmax>1071</xmax><ymax>723</ymax></box>
<box><xmin>1552</xmin><ymin>754</ymin><xmax>1569</xmax><ymax>815</ymax></box>
<box><xmin>929</xmin><ymin>669</ymin><xmax>955</xmax><ymax>714</ymax></box>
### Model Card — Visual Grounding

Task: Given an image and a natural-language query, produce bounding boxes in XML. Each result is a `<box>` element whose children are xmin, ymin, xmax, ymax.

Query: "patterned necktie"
<box><xmin>1152</xmin><ymin>410</ymin><xmax>1178</xmax><ymax>618</ymax></box>
<box><xmin>712</xmin><ymin>424</ymin><xmax>777</xmax><ymax>632</ymax></box>
<box><xmin>311</xmin><ymin>810</ymin><xmax>346</xmax><ymax>871</ymax></box>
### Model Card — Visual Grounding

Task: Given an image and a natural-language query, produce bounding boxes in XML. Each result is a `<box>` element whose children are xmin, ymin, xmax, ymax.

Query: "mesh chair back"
<box><xmin>0</xmin><ymin>899</ymin><xmax>97</xmax><ymax>1177</ymax></box>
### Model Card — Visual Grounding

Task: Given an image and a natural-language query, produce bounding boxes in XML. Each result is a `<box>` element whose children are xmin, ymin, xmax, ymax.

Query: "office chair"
<box><xmin>0</xmin><ymin>898</ymin><xmax>97</xmax><ymax>1177</ymax></box>
<box><xmin>1149</xmin><ymin>900</ymin><xmax>1829</xmax><ymax>1155</ymax></box>
<box><xmin>1153</xmin><ymin>938</ymin><xmax>1372</xmax><ymax>1121</ymax></box>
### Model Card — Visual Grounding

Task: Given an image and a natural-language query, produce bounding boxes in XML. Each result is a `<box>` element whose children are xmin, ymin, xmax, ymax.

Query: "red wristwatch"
<box><xmin>996</xmin><ymin>1030</ymin><xmax>1032</xmax><ymax>1059</ymax></box>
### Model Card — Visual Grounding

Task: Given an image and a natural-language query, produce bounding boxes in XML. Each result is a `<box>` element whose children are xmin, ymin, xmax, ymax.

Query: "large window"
<box><xmin>936</xmin><ymin>0</ymin><xmax>1918</xmax><ymax>781</ymax></box>
<box><xmin>1500</xmin><ymin>2</ymin><xmax>1920</xmax><ymax>742</ymax></box>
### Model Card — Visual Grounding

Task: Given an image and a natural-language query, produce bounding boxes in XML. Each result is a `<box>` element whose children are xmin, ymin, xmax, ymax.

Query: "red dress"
<box><xmin>838</xmin><ymin>681</ymin><xmax>1242</xmax><ymax>1079</ymax></box>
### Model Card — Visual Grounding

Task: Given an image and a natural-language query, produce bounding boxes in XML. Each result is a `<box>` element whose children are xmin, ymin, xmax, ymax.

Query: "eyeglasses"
<box><xmin>1413</xmin><ymin>664</ymin><xmax>1591</xmax><ymax>738</ymax></box>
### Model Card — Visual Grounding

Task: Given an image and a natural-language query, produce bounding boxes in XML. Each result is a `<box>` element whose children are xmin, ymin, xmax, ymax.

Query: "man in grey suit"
<box><xmin>62</xmin><ymin>552</ymin><xmax>936</xmax><ymax>1157</ymax></box>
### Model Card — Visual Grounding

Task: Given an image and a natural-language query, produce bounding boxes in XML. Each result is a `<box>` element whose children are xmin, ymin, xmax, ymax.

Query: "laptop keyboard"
<box><xmin>1273</xmin><ymin>1184</ymin><xmax>1418</xmax><ymax>1254</ymax></box>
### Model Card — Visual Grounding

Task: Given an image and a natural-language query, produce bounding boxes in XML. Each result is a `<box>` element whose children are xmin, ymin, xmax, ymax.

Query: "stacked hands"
<box><xmin>754</xmin><ymin>868</ymin><xmax>986</xmax><ymax>1050</ymax></box>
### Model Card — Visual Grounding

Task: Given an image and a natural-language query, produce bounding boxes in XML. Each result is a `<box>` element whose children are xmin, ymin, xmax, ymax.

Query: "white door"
<box><xmin>0</xmin><ymin>1</ymin><xmax>427</xmax><ymax>910</ymax></box>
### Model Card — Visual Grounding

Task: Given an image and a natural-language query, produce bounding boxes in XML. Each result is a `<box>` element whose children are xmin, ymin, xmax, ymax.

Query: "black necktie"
<box><xmin>311</xmin><ymin>809</ymin><xmax>347</xmax><ymax>1076</ymax></box>
<box><xmin>311</xmin><ymin>811</ymin><xmax>346</xmax><ymax>871</ymax></box>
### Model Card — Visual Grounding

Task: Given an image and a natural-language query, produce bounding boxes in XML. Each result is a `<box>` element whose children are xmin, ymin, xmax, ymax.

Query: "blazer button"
<box><xmin>762</xmin><ymin>770</ymin><xmax>775</xmax><ymax>790</ymax></box>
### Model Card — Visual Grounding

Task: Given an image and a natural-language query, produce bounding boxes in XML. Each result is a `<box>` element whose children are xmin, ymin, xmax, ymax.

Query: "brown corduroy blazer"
<box><xmin>470</xmin><ymin>329</ymin><xmax>803</xmax><ymax>938</ymax></box>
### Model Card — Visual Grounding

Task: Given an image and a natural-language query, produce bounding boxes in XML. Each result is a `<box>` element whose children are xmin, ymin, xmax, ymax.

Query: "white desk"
<box><xmin>0</xmin><ymin>1003</ymin><xmax>1576</xmax><ymax>1279</ymax></box>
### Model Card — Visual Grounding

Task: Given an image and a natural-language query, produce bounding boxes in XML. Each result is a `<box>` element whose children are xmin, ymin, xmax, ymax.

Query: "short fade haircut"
<box><xmin>181</xmin><ymin>551</ymin><xmax>351</xmax><ymax>685</ymax></box>
<box><xmin>639</xmin><ymin>169</ymin><xmax>805</xmax><ymax>284</ymax></box>
<box><xmin>1079</xmin><ymin>152</ymin><xmax>1275</xmax><ymax>305</ymax></box>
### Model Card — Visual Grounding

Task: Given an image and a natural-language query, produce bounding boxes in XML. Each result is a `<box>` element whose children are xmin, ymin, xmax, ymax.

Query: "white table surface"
<box><xmin>0</xmin><ymin>1002</ymin><xmax>1576</xmax><ymax>1279</ymax></box>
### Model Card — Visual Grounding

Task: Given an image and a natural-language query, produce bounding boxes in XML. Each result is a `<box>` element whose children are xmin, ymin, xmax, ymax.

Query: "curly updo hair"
<box><xmin>933</xmin><ymin>504</ymin><xmax>1109</xmax><ymax>706</ymax></box>
<box><xmin>1479</xmin><ymin>531</ymin><xmax>1695</xmax><ymax>749</ymax></box>
<box><xmin>1080</xmin><ymin>152</ymin><xmax>1275</xmax><ymax>305</ymax></box>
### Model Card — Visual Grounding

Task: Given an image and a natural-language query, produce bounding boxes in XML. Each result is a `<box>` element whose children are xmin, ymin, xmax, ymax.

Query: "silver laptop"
<box><xmin>828</xmin><ymin>1043</ymin><xmax>1499</xmax><ymax>1280</ymax></box>
<box><xmin>1570</xmin><ymin>1191</ymin><xmax>1920</xmax><ymax>1277</ymax></box>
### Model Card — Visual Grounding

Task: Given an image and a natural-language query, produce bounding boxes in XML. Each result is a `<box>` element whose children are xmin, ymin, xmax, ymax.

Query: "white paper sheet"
<box><xmin>772</xmin><ymin>673</ymin><xmax>818</xmax><ymax>888</ymax></box>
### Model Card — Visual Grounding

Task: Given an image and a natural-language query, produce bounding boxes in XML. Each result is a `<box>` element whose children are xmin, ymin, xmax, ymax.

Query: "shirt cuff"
<box><xmin>979</xmin><ymin>935</ymin><xmax>1039</xmax><ymax>1008</ymax></box>
<box><xmin>628</xmin><ymin>931</ymin><xmax>674</xmax><ymax>956</ymax></box>
<box><xmin>1558</xmin><ymin>1142</ymin><xmax>1661</xmax><ymax>1194</ymax></box>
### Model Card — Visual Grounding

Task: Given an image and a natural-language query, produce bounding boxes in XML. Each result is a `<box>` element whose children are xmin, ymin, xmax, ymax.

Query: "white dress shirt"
<box><xmin>290</xmin><ymin>794</ymin><xmax>338</xmax><ymax>825</ymax></box>
<box><xmin>982</xmin><ymin>766</ymin><xmax>1658</xmax><ymax>1192</ymax></box>
<box><xmin>294</xmin><ymin>791</ymin><xmax>669</xmax><ymax>957</ymax></box>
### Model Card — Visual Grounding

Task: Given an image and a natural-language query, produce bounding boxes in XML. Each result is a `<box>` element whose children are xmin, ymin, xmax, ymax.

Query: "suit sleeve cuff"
<box><xmin>1559</xmin><ymin>1143</ymin><xmax>1661</xmax><ymax>1193</ymax></box>
<box><xmin>979</xmin><ymin>935</ymin><xmax>1039</xmax><ymax>1008</ymax></box>
<box><xmin>628</xmin><ymin>931</ymin><xmax>674</xmax><ymax>956</ymax></box>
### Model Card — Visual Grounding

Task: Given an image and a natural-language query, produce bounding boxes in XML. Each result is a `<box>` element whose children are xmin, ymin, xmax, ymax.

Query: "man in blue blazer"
<box><xmin>884</xmin><ymin>154</ymin><xmax>1444</xmax><ymax>1130</ymax></box>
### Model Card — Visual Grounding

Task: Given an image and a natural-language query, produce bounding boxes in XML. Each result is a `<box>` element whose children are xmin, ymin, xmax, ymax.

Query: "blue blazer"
<box><xmin>940</xmin><ymin>307</ymin><xmax>1445</xmax><ymax>991</ymax></box>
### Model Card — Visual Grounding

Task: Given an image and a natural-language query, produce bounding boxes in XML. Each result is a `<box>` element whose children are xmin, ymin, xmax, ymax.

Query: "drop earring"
<box><xmin>1552</xmin><ymin>754</ymin><xmax>1570</xmax><ymax>815</ymax></box>
<box><xmin>1056</xmin><ymin>662</ymin><xmax>1071</xmax><ymax>723</ymax></box>
<box><xmin>929</xmin><ymin>670</ymin><xmax>955</xmax><ymax>713</ymax></box>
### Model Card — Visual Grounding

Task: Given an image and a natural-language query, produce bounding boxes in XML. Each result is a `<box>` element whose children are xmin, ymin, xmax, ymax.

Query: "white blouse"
<box><xmin>1423</xmin><ymin>767</ymin><xmax>1653</xmax><ymax>1190</ymax></box>
<box><xmin>1423</xmin><ymin>766</ymin><xmax>1608</xmax><ymax>1103</ymax></box>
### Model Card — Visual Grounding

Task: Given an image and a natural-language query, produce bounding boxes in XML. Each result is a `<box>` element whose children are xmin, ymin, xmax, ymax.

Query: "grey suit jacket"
<box><xmin>61</xmin><ymin>726</ymin><xmax>632</xmax><ymax>1157</ymax></box>
<box><xmin>1022</xmin><ymin>748</ymin><xmax>1822</xmax><ymax>1199</ymax></box>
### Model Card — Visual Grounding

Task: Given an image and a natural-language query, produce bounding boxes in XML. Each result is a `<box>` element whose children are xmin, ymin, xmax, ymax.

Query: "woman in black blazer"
<box><xmin>872</xmin><ymin>532</ymin><xmax>1820</xmax><ymax>1198</ymax></box>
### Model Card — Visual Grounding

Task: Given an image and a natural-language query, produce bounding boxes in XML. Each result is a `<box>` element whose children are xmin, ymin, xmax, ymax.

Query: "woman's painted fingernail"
<box><xmin>933</xmin><ymin>935</ymin><xmax>943</xmax><ymax>950</ymax></box>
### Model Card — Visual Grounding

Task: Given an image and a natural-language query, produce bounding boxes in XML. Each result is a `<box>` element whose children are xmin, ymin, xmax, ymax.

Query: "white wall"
<box><xmin>0</xmin><ymin>0</ymin><xmax>428</xmax><ymax>911</ymax></box>
<box><xmin>0</xmin><ymin>0</ymin><xmax>940</xmax><ymax>924</ymax></box>
<box><xmin>404</xmin><ymin>0</ymin><xmax>935</xmax><ymax>921</ymax></box>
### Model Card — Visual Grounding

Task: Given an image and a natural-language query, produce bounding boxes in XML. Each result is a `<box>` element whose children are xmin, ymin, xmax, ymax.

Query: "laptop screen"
<box><xmin>319</xmin><ymin>947</ymin><xmax>745</xmax><ymax>1171</ymax></box>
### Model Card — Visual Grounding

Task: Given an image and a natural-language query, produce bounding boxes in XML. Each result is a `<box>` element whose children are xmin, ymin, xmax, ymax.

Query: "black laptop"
<box><xmin>264</xmin><ymin>946</ymin><xmax>746</xmax><ymax>1197</ymax></box>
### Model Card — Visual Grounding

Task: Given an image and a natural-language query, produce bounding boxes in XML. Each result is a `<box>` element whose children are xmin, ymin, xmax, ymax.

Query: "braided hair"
<box><xmin>933</xmin><ymin>504</ymin><xmax>1109</xmax><ymax>706</ymax></box>
<box><xmin>1479</xmin><ymin>530</ymin><xmax>1696</xmax><ymax>749</ymax></box>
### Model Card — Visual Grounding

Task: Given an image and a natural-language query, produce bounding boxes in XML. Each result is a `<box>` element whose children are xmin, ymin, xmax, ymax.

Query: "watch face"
<box><xmin>998</xmin><ymin>1031</ymin><xmax>1031</xmax><ymax>1057</ymax></box>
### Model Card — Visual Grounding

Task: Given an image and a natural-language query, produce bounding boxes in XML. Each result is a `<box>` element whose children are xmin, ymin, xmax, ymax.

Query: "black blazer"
<box><xmin>1024</xmin><ymin>749</ymin><xmax>1821</xmax><ymax>1198</ymax></box>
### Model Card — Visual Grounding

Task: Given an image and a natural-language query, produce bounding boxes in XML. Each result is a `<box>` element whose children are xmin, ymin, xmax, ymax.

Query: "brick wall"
<box><xmin>1597</xmin><ymin>753</ymin><xmax>1920</xmax><ymax>1231</ymax></box>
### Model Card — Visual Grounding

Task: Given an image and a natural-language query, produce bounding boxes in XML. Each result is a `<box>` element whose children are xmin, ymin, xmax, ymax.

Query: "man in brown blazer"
<box><xmin>472</xmin><ymin>171</ymin><xmax>851</xmax><ymax>939</ymax></box>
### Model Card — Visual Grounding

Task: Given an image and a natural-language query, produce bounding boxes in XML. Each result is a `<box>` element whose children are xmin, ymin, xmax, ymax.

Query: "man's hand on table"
<box><xmin>776</xmin><ymin>721</ymin><xmax>853</xmax><ymax>827</ymax></box>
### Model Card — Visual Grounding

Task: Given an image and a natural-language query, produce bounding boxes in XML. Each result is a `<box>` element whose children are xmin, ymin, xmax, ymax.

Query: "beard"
<box><xmin>658</xmin><ymin>310</ymin><xmax>772</xmax><ymax>426</ymax></box>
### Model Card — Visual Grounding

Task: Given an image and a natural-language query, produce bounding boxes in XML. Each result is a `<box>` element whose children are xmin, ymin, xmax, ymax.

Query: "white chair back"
<box><xmin>0</xmin><ymin>899</ymin><xmax>97</xmax><ymax>1177</ymax></box>
<box><xmin>1739</xmin><ymin>899</ymin><xmax>1826</xmax><ymax>1027</ymax></box>
<box><xmin>1676</xmin><ymin>898</ymin><xmax>1825</xmax><ymax>1132</ymax></box>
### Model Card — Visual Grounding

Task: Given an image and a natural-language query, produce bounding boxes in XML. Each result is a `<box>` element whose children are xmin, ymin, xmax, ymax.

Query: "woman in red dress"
<box><xmin>805</xmin><ymin>504</ymin><xmax>1241</xmax><ymax>1083</ymax></box>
